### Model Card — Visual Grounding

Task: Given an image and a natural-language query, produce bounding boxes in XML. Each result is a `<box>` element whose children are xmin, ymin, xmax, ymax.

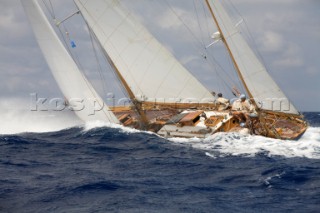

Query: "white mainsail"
<box><xmin>74</xmin><ymin>0</ymin><xmax>214</xmax><ymax>104</ymax></box>
<box><xmin>22</xmin><ymin>0</ymin><xmax>119</xmax><ymax>123</ymax></box>
<box><xmin>207</xmin><ymin>0</ymin><xmax>299</xmax><ymax>114</ymax></box>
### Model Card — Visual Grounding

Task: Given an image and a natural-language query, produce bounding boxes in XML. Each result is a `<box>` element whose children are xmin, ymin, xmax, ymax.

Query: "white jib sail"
<box><xmin>74</xmin><ymin>0</ymin><xmax>214</xmax><ymax>104</ymax></box>
<box><xmin>21</xmin><ymin>0</ymin><xmax>119</xmax><ymax>123</ymax></box>
<box><xmin>207</xmin><ymin>0</ymin><xmax>299</xmax><ymax>114</ymax></box>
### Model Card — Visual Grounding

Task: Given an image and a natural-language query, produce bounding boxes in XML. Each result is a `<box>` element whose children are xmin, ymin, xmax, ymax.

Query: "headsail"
<box><xmin>74</xmin><ymin>0</ymin><xmax>214</xmax><ymax>105</ymax></box>
<box><xmin>206</xmin><ymin>0</ymin><xmax>299</xmax><ymax>115</ymax></box>
<box><xmin>21</xmin><ymin>0</ymin><xmax>119</xmax><ymax>123</ymax></box>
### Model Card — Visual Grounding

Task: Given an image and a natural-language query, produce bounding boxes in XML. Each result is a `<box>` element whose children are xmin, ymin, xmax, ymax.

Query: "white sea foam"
<box><xmin>169</xmin><ymin>127</ymin><xmax>320</xmax><ymax>159</ymax></box>
<box><xmin>82</xmin><ymin>120</ymin><xmax>144</xmax><ymax>134</ymax></box>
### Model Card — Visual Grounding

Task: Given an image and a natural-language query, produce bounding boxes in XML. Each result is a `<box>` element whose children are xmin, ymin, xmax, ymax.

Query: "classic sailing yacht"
<box><xmin>22</xmin><ymin>0</ymin><xmax>307</xmax><ymax>140</ymax></box>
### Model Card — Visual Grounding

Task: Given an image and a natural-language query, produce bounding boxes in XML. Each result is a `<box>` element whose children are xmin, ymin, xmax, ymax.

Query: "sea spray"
<box><xmin>0</xmin><ymin>98</ymin><xmax>82</xmax><ymax>134</ymax></box>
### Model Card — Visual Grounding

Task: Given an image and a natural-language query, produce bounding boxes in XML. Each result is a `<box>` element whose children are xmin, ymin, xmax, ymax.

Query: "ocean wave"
<box><xmin>82</xmin><ymin>120</ymin><xmax>151</xmax><ymax>135</ymax></box>
<box><xmin>57</xmin><ymin>122</ymin><xmax>320</xmax><ymax>160</ymax></box>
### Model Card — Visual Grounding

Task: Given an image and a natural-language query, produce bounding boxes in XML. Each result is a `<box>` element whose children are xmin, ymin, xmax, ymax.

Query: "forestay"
<box><xmin>74</xmin><ymin>0</ymin><xmax>214</xmax><ymax>104</ymax></box>
<box><xmin>207</xmin><ymin>0</ymin><xmax>299</xmax><ymax>114</ymax></box>
<box><xmin>22</xmin><ymin>0</ymin><xmax>119</xmax><ymax>123</ymax></box>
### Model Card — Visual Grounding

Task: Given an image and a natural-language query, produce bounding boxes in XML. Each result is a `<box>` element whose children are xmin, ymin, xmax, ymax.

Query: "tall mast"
<box><xmin>83</xmin><ymin>27</ymin><xmax>149</xmax><ymax>128</ymax></box>
<box><xmin>205</xmin><ymin>0</ymin><xmax>255</xmax><ymax>103</ymax></box>
<box><xmin>102</xmin><ymin>48</ymin><xmax>149</xmax><ymax>128</ymax></box>
<box><xmin>205</xmin><ymin>0</ymin><xmax>283</xmax><ymax>137</ymax></box>
<box><xmin>71</xmin><ymin>1</ymin><xmax>150</xmax><ymax>128</ymax></box>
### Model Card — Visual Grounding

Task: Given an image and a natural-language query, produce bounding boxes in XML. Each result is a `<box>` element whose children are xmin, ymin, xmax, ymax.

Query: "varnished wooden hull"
<box><xmin>111</xmin><ymin>107</ymin><xmax>307</xmax><ymax>140</ymax></box>
<box><xmin>250</xmin><ymin>111</ymin><xmax>308</xmax><ymax>140</ymax></box>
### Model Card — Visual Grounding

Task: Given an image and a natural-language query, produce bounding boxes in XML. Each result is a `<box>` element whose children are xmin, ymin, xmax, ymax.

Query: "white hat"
<box><xmin>240</xmin><ymin>94</ymin><xmax>246</xmax><ymax>99</ymax></box>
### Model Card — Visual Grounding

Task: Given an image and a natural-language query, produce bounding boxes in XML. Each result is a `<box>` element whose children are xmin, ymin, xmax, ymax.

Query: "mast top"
<box><xmin>204</xmin><ymin>0</ymin><xmax>254</xmax><ymax>101</ymax></box>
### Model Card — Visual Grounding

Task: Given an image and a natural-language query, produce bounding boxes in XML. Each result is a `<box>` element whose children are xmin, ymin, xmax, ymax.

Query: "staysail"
<box><xmin>74</xmin><ymin>0</ymin><xmax>214</xmax><ymax>105</ymax></box>
<box><xmin>21</xmin><ymin>0</ymin><xmax>119</xmax><ymax>123</ymax></box>
<box><xmin>206</xmin><ymin>0</ymin><xmax>299</xmax><ymax>115</ymax></box>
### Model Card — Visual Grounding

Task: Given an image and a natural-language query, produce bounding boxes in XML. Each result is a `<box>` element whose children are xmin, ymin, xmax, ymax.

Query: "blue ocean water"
<box><xmin>0</xmin><ymin>112</ymin><xmax>319</xmax><ymax>212</ymax></box>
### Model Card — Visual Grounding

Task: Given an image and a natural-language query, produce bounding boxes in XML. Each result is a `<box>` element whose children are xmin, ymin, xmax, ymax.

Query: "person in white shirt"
<box><xmin>231</xmin><ymin>94</ymin><xmax>256</xmax><ymax>125</ymax></box>
<box><xmin>216</xmin><ymin>93</ymin><xmax>230</xmax><ymax>111</ymax></box>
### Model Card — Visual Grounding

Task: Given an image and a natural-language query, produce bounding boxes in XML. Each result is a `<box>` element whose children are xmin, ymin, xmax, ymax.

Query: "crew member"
<box><xmin>216</xmin><ymin>93</ymin><xmax>230</xmax><ymax>111</ymax></box>
<box><xmin>231</xmin><ymin>94</ymin><xmax>256</xmax><ymax>124</ymax></box>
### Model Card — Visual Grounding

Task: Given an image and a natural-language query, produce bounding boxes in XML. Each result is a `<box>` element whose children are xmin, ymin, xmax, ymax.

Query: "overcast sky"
<box><xmin>0</xmin><ymin>0</ymin><xmax>320</xmax><ymax>112</ymax></box>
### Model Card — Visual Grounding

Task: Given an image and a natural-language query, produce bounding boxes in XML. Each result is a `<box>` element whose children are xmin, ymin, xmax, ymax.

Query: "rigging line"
<box><xmin>57</xmin><ymin>24</ymin><xmax>74</xmax><ymax>57</ymax></box>
<box><xmin>105</xmin><ymin>4</ymin><xmax>147</xmax><ymax>97</ymax></box>
<box><xmin>186</xmin><ymin>0</ymin><xmax>239</xmax><ymax>96</ymax></box>
<box><xmin>101</xmin><ymin>48</ymin><xmax>129</xmax><ymax>102</ymax></box>
<box><xmin>242</xmin><ymin>19</ymin><xmax>270</xmax><ymax>72</ymax></box>
<box><xmin>48</xmin><ymin>0</ymin><xmax>55</xmax><ymax>19</ymax></box>
<box><xmin>103</xmin><ymin>0</ymin><xmax>146</xmax><ymax>98</ymax></box>
<box><xmin>90</xmin><ymin>29</ymin><xmax>129</xmax><ymax>103</ymax></box>
<box><xmin>153</xmin><ymin>60</ymin><xmax>179</xmax><ymax>99</ymax></box>
<box><xmin>226</xmin><ymin>0</ymin><xmax>269</xmax><ymax>72</ymax></box>
<box><xmin>44</xmin><ymin>6</ymin><xmax>116</xmax><ymax>122</ymax></box>
<box><xmin>165</xmin><ymin>0</ymin><xmax>236</xmax><ymax>96</ymax></box>
<box><xmin>40</xmin><ymin>1</ymin><xmax>83</xmax><ymax>88</ymax></box>
<box><xmin>41</xmin><ymin>0</ymin><xmax>77</xmax><ymax>64</ymax></box>
<box><xmin>87</xmin><ymin>25</ymin><xmax>131</xmax><ymax>103</ymax></box>
<box><xmin>42</xmin><ymin>5</ymin><xmax>76</xmax><ymax>63</ymax></box>
<box><xmin>192</xmin><ymin>0</ymin><xmax>206</xmax><ymax>48</ymax></box>
<box><xmin>206</xmin><ymin>53</ymin><xmax>237</xmax><ymax>93</ymax></box>
<box><xmin>41</xmin><ymin>1</ymin><xmax>86</xmax><ymax>77</ymax></box>
<box><xmin>199</xmin><ymin>1</ymin><xmax>230</xmax><ymax>93</ymax></box>
<box><xmin>66</xmin><ymin>36</ymin><xmax>117</xmax><ymax>122</ymax></box>
<box><xmin>201</xmin><ymin>40</ymin><xmax>239</xmax><ymax>88</ymax></box>
<box><xmin>209</xmin><ymin>1</ymin><xmax>245</xmax><ymax>94</ymax></box>
<box><xmin>218</xmin><ymin>45</ymin><xmax>245</xmax><ymax>96</ymax></box>
<box><xmin>201</xmin><ymin>1</ymin><xmax>213</xmax><ymax>40</ymax></box>
<box><xmin>59</xmin><ymin>24</ymin><xmax>85</xmax><ymax>73</ymax></box>
<box><xmin>88</xmin><ymin>27</ymin><xmax>109</xmax><ymax>98</ymax></box>
<box><xmin>205</xmin><ymin>0</ymin><xmax>255</xmax><ymax>103</ymax></box>
<box><xmin>71</xmin><ymin>0</ymin><xmax>131</xmax><ymax>100</ymax></box>
<box><xmin>160</xmin><ymin>0</ymin><xmax>216</xmax><ymax>94</ymax></box>
<box><xmin>46</xmin><ymin>10</ymin><xmax>115</xmax><ymax>122</ymax></box>
<box><xmin>225</xmin><ymin>44</ymin><xmax>246</xmax><ymax>93</ymax></box>
<box><xmin>101</xmin><ymin>47</ymin><xmax>149</xmax><ymax>128</ymax></box>
<box><xmin>200</xmin><ymin>0</ymin><xmax>239</xmax><ymax>88</ymax></box>
<box><xmin>60</xmin><ymin>23</ymin><xmax>110</xmax><ymax>108</ymax></box>
<box><xmin>204</xmin><ymin>42</ymin><xmax>241</xmax><ymax>89</ymax></box>
<box><xmin>58</xmin><ymin>32</ymin><xmax>100</xmax><ymax>108</ymax></box>
<box><xmin>177</xmin><ymin>52</ymin><xmax>233</xmax><ymax>101</ymax></box>
<box><xmin>78</xmin><ymin>6</ymin><xmax>129</xmax><ymax>102</ymax></box>
<box><xmin>158</xmin><ymin>0</ymin><xmax>207</xmax><ymax>56</ymax></box>
<box><xmin>223</xmin><ymin>0</ymin><xmax>274</xmax><ymax>98</ymax></box>
<box><xmin>163</xmin><ymin>0</ymin><xmax>204</xmax><ymax>47</ymax></box>
<box><xmin>201</xmin><ymin>1</ymin><xmax>234</xmax><ymax>89</ymax></box>
<box><xmin>41</xmin><ymin>0</ymin><xmax>55</xmax><ymax>19</ymax></box>
<box><xmin>62</xmin><ymin>22</ymin><xmax>120</xmax><ymax>109</ymax></box>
